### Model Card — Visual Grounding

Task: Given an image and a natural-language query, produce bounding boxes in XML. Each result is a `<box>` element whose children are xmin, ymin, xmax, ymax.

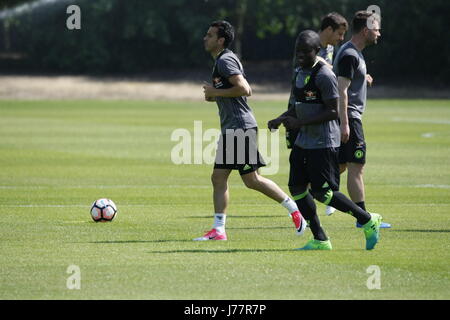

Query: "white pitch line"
<box><xmin>0</xmin><ymin>204</ymin><xmax>146</xmax><ymax>208</ymax></box>
<box><xmin>0</xmin><ymin>185</ymin><xmax>213</xmax><ymax>189</ymax></box>
<box><xmin>421</xmin><ymin>132</ymin><xmax>435</xmax><ymax>138</ymax></box>
<box><xmin>3</xmin><ymin>184</ymin><xmax>449</xmax><ymax>190</ymax></box>
<box><xmin>0</xmin><ymin>203</ymin><xmax>271</xmax><ymax>208</ymax></box>
<box><xmin>414</xmin><ymin>184</ymin><xmax>450</xmax><ymax>189</ymax></box>
<box><xmin>1</xmin><ymin>203</ymin><xmax>449</xmax><ymax>208</ymax></box>
<box><xmin>391</xmin><ymin>117</ymin><xmax>450</xmax><ymax>125</ymax></box>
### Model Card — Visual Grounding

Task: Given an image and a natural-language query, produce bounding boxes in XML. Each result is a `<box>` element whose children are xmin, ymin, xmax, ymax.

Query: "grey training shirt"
<box><xmin>293</xmin><ymin>61</ymin><xmax>340</xmax><ymax>149</ymax></box>
<box><xmin>333</xmin><ymin>41</ymin><xmax>367</xmax><ymax>119</ymax></box>
<box><xmin>289</xmin><ymin>44</ymin><xmax>334</xmax><ymax>108</ymax></box>
<box><xmin>212</xmin><ymin>49</ymin><xmax>258</xmax><ymax>134</ymax></box>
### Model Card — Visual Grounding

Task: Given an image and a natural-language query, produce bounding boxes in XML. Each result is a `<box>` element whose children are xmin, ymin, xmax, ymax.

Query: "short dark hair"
<box><xmin>352</xmin><ymin>10</ymin><xmax>380</xmax><ymax>34</ymax></box>
<box><xmin>320</xmin><ymin>12</ymin><xmax>348</xmax><ymax>31</ymax></box>
<box><xmin>210</xmin><ymin>20</ymin><xmax>234</xmax><ymax>48</ymax></box>
<box><xmin>295</xmin><ymin>30</ymin><xmax>321</xmax><ymax>53</ymax></box>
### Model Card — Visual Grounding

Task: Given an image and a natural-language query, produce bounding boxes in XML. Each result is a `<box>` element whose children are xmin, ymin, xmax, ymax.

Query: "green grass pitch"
<box><xmin>0</xmin><ymin>98</ymin><xmax>449</xmax><ymax>299</ymax></box>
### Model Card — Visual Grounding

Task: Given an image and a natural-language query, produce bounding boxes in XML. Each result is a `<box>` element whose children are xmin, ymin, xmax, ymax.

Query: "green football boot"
<box><xmin>363</xmin><ymin>213</ymin><xmax>383</xmax><ymax>250</ymax></box>
<box><xmin>296</xmin><ymin>239</ymin><xmax>332</xmax><ymax>250</ymax></box>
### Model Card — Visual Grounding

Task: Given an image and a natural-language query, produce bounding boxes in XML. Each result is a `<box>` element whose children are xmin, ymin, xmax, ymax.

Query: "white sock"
<box><xmin>213</xmin><ymin>213</ymin><xmax>226</xmax><ymax>233</ymax></box>
<box><xmin>280</xmin><ymin>197</ymin><xmax>299</xmax><ymax>216</ymax></box>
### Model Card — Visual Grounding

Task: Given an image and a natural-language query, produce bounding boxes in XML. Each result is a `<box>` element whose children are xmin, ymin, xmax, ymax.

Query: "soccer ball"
<box><xmin>90</xmin><ymin>198</ymin><xmax>117</xmax><ymax>222</ymax></box>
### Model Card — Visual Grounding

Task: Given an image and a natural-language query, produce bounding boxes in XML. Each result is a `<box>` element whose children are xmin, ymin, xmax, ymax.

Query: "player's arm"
<box><xmin>281</xmin><ymin>98</ymin><xmax>338</xmax><ymax>130</ymax></box>
<box><xmin>267</xmin><ymin>106</ymin><xmax>296</xmax><ymax>131</ymax></box>
<box><xmin>338</xmin><ymin>76</ymin><xmax>351</xmax><ymax>143</ymax></box>
<box><xmin>282</xmin><ymin>70</ymin><xmax>339</xmax><ymax>130</ymax></box>
<box><xmin>203</xmin><ymin>74</ymin><xmax>251</xmax><ymax>100</ymax></box>
<box><xmin>336</xmin><ymin>54</ymin><xmax>357</xmax><ymax>143</ymax></box>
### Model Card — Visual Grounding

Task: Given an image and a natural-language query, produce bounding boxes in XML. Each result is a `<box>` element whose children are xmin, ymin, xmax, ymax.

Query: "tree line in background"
<box><xmin>0</xmin><ymin>0</ymin><xmax>449</xmax><ymax>85</ymax></box>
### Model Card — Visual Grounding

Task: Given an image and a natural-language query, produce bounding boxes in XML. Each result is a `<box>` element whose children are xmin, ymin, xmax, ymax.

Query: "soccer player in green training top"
<box><xmin>268</xmin><ymin>30</ymin><xmax>382</xmax><ymax>250</ymax></box>
<box><xmin>194</xmin><ymin>20</ymin><xmax>307</xmax><ymax>241</ymax></box>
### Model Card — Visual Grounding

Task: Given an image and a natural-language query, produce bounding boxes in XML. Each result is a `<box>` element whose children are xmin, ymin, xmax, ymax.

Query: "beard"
<box><xmin>366</xmin><ymin>37</ymin><xmax>378</xmax><ymax>47</ymax></box>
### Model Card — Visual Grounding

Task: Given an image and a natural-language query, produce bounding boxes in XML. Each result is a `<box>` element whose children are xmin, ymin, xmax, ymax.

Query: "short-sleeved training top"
<box><xmin>293</xmin><ymin>60</ymin><xmax>340</xmax><ymax>149</ymax></box>
<box><xmin>333</xmin><ymin>41</ymin><xmax>367</xmax><ymax>119</ymax></box>
<box><xmin>212</xmin><ymin>49</ymin><xmax>258</xmax><ymax>133</ymax></box>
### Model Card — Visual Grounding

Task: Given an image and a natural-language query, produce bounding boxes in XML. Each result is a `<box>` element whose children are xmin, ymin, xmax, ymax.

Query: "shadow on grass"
<box><xmin>394</xmin><ymin>229</ymin><xmax>450</xmax><ymax>233</ymax></box>
<box><xmin>148</xmin><ymin>248</ymin><xmax>296</xmax><ymax>254</ymax></box>
<box><xmin>227</xmin><ymin>226</ymin><xmax>290</xmax><ymax>230</ymax></box>
<box><xmin>84</xmin><ymin>241</ymin><xmax>363</xmax><ymax>253</ymax></box>
<box><xmin>87</xmin><ymin>240</ymin><xmax>193</xmax><ymax>244</ymax></box>
<box><xmin>186</xmin><ymin>215</ymin><xmax>284</xmax><ymax>219</ymax></box>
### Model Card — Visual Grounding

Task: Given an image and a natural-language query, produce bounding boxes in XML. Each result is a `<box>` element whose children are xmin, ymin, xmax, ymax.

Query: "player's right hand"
<box><xmin>366</xmin><ymin>74</ymin><xmax>373</xmax><ymax>87</ymax></box>
<box><xmin>268</xmin><ymin>118</ymin><xmax>283</xmax><ymax>131</ymax></box>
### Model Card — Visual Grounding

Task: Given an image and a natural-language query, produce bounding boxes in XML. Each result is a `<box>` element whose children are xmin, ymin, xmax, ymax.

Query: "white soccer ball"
<box><xmin>90</xmin><ymin>198</ymin><xmax>118</xmax><ymax>222</ymax></box>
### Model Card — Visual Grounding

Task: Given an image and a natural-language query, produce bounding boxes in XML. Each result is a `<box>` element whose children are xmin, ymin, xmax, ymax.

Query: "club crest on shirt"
<box><xmin>304</xmin><ymin>90</ymin><xmax>317</xmax><ymax>101</ymax></box>
<box><xmin>213</xmin><ymin>77</ymin><xmax>223</xmax><ymax>88</ymax></box>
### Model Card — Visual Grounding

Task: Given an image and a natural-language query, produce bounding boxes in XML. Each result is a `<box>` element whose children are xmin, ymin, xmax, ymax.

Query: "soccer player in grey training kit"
<box><xmin>333</xmin><ymin>11</ymin><xmax>391</xmax><ymax>228</ymax></box>
<box><xmin>194</xmin><ymin>20</ymin><xmax>307</xmax><ymax>241</ymax></box>
<box><xmin>288</xmin><ymin>12</ymin><xmax>348</xmax><ymax>216</ymax></box>
<box><xmin>286</xmin><ymin>13</ymin><xmax>348</xmax><ymax>151</ymax></box>
<box><xmin>268</xmin><ymin>30</ymin><xmax>382</xmax><ymax>250</ymax></box>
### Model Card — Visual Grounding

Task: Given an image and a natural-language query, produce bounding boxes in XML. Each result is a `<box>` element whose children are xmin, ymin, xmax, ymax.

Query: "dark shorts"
<box><xmin>288</xmin><ymin>145</ymin><xmax>340</xmax><ymax>193</ymax></box>
<box><xmin>214</xmin><ymin>128</ymin><xmax>266</xmax><ymax>175</ymax></box>
<box><xmin>339</xmin><ymin>118</ymin><xmax>366</xmax><ymax>165</ymax></box>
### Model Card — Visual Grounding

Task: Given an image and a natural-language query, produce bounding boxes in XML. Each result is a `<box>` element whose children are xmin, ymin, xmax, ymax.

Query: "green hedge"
<box><xmin>1</xmin><ymin>0</ymin><xmax>449</xmax><ymax>85</ymax></box>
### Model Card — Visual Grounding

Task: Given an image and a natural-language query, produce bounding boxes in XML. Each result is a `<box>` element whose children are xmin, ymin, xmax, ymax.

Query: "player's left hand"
<box><xmin>366</xmin><ymin>74</ymin><xmax>373</xmax><ymax>87</ymax></box>
<box><xmin>203</xmin><ymin>83</ymin><xmax>216</xmax><ymax>101</ymax></box>
<box><xmin>281</xmin><ymin>116</ymin><xmax>302</xmax><ymax>130</ymax></box>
